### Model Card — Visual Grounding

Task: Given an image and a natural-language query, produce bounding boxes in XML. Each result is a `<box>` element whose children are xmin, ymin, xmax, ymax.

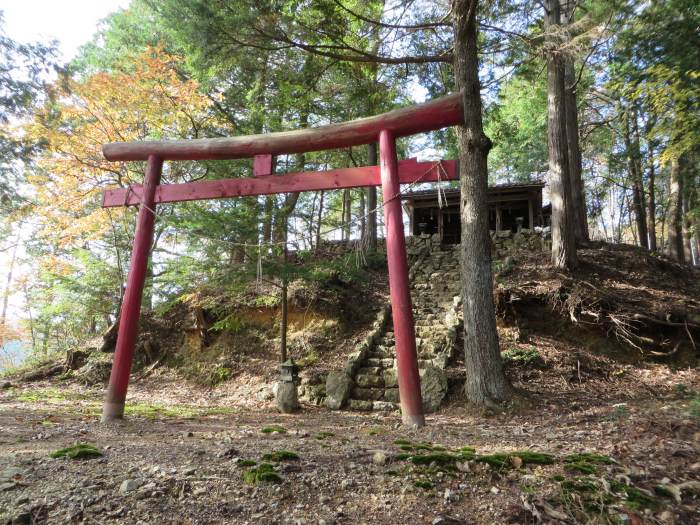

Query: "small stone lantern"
<box><xmin>515</xmin><ymin>216</ymin><xmax>524</xmax><ymax>233</ymax></box>
<box><xmin>276</xmin><ymin>359</ymin><xmax>300</xmax><ymax>413</ymax></box>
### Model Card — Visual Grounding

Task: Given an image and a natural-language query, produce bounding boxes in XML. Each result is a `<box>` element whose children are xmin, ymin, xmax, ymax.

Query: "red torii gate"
<box><xmin>100</xmin><ymin>92</ymin><xmax>464</xmax><ymax>427</ymax></box>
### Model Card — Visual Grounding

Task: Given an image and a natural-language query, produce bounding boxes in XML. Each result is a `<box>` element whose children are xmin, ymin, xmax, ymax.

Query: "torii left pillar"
<box><xmin>102</xmin><ymin>155</ymin><xmax>163</xmax><ymax>421</ymax></box>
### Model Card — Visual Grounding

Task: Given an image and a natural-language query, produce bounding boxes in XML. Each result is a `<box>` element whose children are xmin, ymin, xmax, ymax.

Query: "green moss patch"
<box><xmin>414</xmin><ymin>480</ymin><xmax>433</xmax><ymax>490</ymax></box>
<box><xmin>242</xmin><ymin>463</ymin><xmax>282</xmax><ymax>485</ymax></box>
<box><xmin>49</xmin><ymin>443</ymin><xmax>102</xmax><ymax>460</ymax></box>
<box><xmin>261</xmin><ymin>450</ymin><xmax>300</xmax><ymax>462</ymax></box>
<box><xmin>410</xmin><ymin>452</ymin><xmax>460</xmax><ymax>468</ymax></box>
<box><xmin>237</xmin><ymin>459</ymin><xmax>257</xmax><ymax>467</ymax></box>
<box><xmin>261</xmin><ymin>425</ymin><xmax>287</xmax><ymax>434</ymax></box>
<box><xmin>563</xmin><ymin>453</ymin><xmax>615</xmax><ymax>475</ymax></box>
<box><xmin>315</xmin><ymin>431</ymin><xmax>335</xmax><ymax>440</ymax></box>
<box><xmin>476</xmin><ymin>451</ymin><xmax>554</xmax><ymax>469</ymax></box>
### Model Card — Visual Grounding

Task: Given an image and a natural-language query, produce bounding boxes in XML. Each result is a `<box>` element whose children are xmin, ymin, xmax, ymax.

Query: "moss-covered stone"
<box><xmin>49</xmin><ymin>443</ymin><xmax>102</xmax><ymax>460</ymax></box>
<box><xmin>261</xmin><ymin>450</ymin><xmax>300</xmax><ymax>462</ymax></box>
<box><xmin>476</xmin><ymin>451</ymin><xmax>554</xmax><ymax>469</ymax></box>
<box><xmin>243</xmin><ymin>463</ymin><xmax>282</xmax><ymax>485</ymax></box>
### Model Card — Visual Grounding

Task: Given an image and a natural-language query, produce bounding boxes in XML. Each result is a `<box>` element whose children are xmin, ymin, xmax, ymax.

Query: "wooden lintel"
<box><xmin>102</xmin><ymin>159</ymin><xmax>457</xmax><ymax>208</ymax></box>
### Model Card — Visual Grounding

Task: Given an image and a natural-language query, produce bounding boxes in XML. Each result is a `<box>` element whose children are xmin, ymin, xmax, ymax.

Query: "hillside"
<box><xmin>1</xmin><ymin>239</ymin><xmax>698</xmax><ymax>525</ymax></box>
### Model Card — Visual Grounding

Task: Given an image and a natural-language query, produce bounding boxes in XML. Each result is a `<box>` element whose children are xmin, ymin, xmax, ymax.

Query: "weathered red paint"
<box><xmin>253</xmin><ymin>154</ymin><xmax>273</xmax><ymax>176</ymax></box>
<box><xmin>103</xmin><ymin>92</ymin><xmax>464</xmax><ymax>161</ymax></box>
<box><xmin>379</xmin><ymin>129</ymin><xmax>425</xmax><ymax>427</ymax></box>
<box><xmin>100</xmin><ymin>93</ymin><xmax>466</xmax><ymax>426</ymax></box>
<box><xmin>102</xmin><ymin>159</ymin><xmax>457</xmax><ymax>208</ymax></box>
<box><xmin>102</xmin><ymin>155</ymin><xmax>163</xmax><ymax>421</ymax></box>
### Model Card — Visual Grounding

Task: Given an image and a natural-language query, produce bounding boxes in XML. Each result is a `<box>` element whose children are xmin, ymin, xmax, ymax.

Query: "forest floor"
<box><xmin>1</xmin><ymin>242</ymin><xmax>699</xmax><ymax>525</ymax></box>
<box><xmin>0</xmin><ymin>349</ymin><xmax>698</xmax><ymax>525</ymax></box>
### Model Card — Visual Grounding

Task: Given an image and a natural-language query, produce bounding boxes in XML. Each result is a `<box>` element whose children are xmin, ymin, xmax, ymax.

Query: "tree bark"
<box><xmin>667</xmin><ymin>157</ymin><xmax>685</xmax><ymax>263</ymax></box>
<box><xmin>342</xmin><ymin>189</ymin><xmax>352</xmax><ymax>242</ymax></box>
<box><xmin>315</xmin><ymin>191</ymin><xmax>325</xmax><ymax>249</ymax></box>
<box><xmin>545</xmin><ymin>0</ymin><xmax>578</xmax><ymax>270</ymax></box>
<box><xmin>624</xmin><ymin>109</ymin><xmax>648</xmax><ymax>249</ymax></box>
<box><xmin>563</xmin><ymin>47</ymin><xmax>588</xmax><ymax>242</ymax></box>
<box><xmin>646</xmin><ymin>143</ymin><xmax>657</xmax><ymax>252</ymax></box>
<box><xmin>367</xmin><ymin>142</ymin><xmax>379</xmax><ymax>252</ymax></box>
<box><xmin>452</xmin><ymin>0</ymin><xmax>510</xmax><ymax>406</ymax></box>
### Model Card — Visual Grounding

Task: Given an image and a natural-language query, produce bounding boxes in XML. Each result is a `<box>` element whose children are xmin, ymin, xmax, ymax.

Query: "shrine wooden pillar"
<box><xmin>102</xmin><ymin>155</ymin><xmax>163</xmax><ymax>421</ymax></box>
<box><xmin>378</xmin><ymin>129</ymin><xmax>425</xmax><ymax>427</ymax></box>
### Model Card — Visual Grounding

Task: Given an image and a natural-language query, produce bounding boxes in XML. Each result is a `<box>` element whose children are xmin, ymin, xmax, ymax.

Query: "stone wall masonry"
<box><xmin>313</xmin><ymin>229</ymin><xmax>547</xmax><ymax>411</ymax></box>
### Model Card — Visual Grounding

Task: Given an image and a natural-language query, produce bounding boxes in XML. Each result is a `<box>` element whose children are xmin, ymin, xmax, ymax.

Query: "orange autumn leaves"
<box><xmin>27</xmin><ymin>47</ymin><xmax>216</xmax><ymax>249</ymax></box>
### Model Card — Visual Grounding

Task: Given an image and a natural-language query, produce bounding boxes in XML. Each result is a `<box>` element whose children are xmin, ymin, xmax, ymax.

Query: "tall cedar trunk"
<box><xmin>262</xmin><ymin>196</ymin><xmax>274</xmax><ymax>244</ymax></box>
<box><xmin>646</xmin><ymin>143</ymin><xmax>657</xmax><ymax>252</ymax></box>
<box><xmin>452</xmin><ymin>0</ymin><xmax>510</xmax><ymax>405</ymax></box>
<box><xmin>280</xmin><ymin>239</ymin><xmax>288</xmax><ymax>362</ymax></box>
<box><xmin>315</xmin><ymin>191</ymin><xmax>325</xmax><ymax>249</ymax></box>
<box><xmin>624</xmin><ymin>109</ymin><xmax>648</xmax><ymax>249</ymax></box>
<box><xmin>682</xmin><ymin>188</ymin><xmax>694</xmax><ymax>265</ymax></box>
<box><xmin>667</xmin><ymin>157</ymin><xmax>685</xmax><ymax>263</ymax></box>
<box><xmin>343</xmin><ymin>189</ymin><xmax>352</xmax><ymax>242</ymax></box>
<box><xmin>367</xmin><ymin>143</ymin><xmax>379</xmax><ymax>252</ymax></box>
<box><xmin>545</xmin><ymin>0</ymin><xmax>578</xmax><ymax>270</ymax></box>
<box><xmin>562</xmin><ymin>40</ymin><xmax>588</xmax><ymax>242</ymax></box>
<box><xmin>691</xmin><ymin>174</ymin><xmax>700</xmax><ymax>265</ymax></box>
<box><xmin>359</xmin><ymin>187</ymin><xmax>366</xmax><ymax>243</ymax></box>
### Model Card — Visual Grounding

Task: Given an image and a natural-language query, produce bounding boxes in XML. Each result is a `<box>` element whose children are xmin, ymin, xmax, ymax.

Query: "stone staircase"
<box><xmin>346</xmin><ymin>238</ymin><xmax>462</xmax><ymax>412</ymax></box>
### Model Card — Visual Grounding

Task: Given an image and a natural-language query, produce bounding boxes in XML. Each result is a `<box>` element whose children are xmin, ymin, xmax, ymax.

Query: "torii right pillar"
<box><xmin>378</xmin><ymin>129</ymin><xmax>425</xmax><ymax>427</ymax></box>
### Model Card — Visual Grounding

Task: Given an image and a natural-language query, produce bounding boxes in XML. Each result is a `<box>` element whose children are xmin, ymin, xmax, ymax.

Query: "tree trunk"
<box><xmin>1</xmin><ymin>232</ymin><xmax>19</xmax><ymax>330</ymax></box>
<box><xmin>367</xmin><ymin>143</ymin><xmax>379</xmax><ymax>252</ymax></box>
<box><xmin>315</xmin><ymin>191</ymin><xmax>325</xmax><ymax>249</ymax></box>
<box><xmin>280</xmin><ymin>241</ymin><xmax>288</xmax><ymax>363</ymax></box>
<box><xmin>646</xmin><ymin>143</ymin><xmax>657</xmax><ymax>252</ymax></box>
<box><xmin>359</xmin><ymin>186</ymin><xmax>366</xmax><ymax>244</ymax></box>
<box><xmin>545</xmin><ymin>0</ymin><xmax>578</xmax><ymax>270</ymax></box>
<box><xmin>342</xmin><ymin>189</ymin><xmax>352</xmax><ymax>242</ymax></box>
<box><xmin>624</xmin><ymin>109</ymin><xmax>648</xmax><ymax>249</ymax></box>
<box><xmin>563</xmin><ymin>52</ymin><xmax>588</xmax><ymax>242</ymax></box>
<box><xmin>452</xmin><ymin>0</ymin><xmax>510</xmax><ymax>406</ymax></box>
<box><xmin>667</xmin><ymin>157</ymin><xmax>685</xmax><ymax>263</ymax></box>
<box><xmin>262</xmin><ymin>196</ymin><xmax>274</xmax><ymax>244</ymax></box>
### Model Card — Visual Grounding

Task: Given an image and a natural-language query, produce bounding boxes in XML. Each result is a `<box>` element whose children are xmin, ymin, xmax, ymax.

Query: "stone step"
<box><xmin>346</xmin><ymin>397</ymin><xmax>399</xmax><ymax>411</ymax></box>
<box><xmin>351</xmin><ymin>387</ymin><xmax>384</xmax><ymax>401</ymax></box>
<box><xmin>355</xmin><ymin>374</ymin><xmax>384</xmax><ymax>388</ymax></box>
<box><xmin>356</xmin><ymin>366</ymin><xmax>382</xmax><ymax>376</ymax></box>
<box><xmin>365</xmin><ymin>357</ymin><xmax>394</xmax><ymax>369</ymax></box>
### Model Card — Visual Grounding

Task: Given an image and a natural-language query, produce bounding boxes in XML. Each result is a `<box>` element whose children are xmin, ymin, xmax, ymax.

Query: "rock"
<box><xmin>420</xmin><ymin>365</ymin><xmax>448</xmax><ymax>412</ymax></box>
<box><xmin>1</xmin><ymin>381</ymin><xmax>11</xmax><ymax>389</ymax></box>
<box><xmin>119</xmin><ymin>479</ymin><xmax>141</xmax><ymax>494</ymax></box>
<box><xmin>276</xmin><ymin>381</ymin><xmax>299</xmax><ymax>413</ymax></box>
<box><xmin>658</xmin><ymin>510</ymin><xmax>675</xmax><ymax>525</ymax></box>
<box><xmin>489</xmin><ymin>486</ymin><xmax>499</xmax><ymax>495</ymax></box>
<box><xmin>325</xmin><ymin>371</ymin><xmax>353</xmax><ymax>410</ymax></box>
<box><xmin>432</xmin><ymin>516</ymin><xmax>464</xmax><ymax>525</ymax></box>
<box><xmin>0</xmin><ymin>467</ymin><xmax>24</xmax><ymax>482</ymax></box>
<box><xmin>443</xmin><ymin>488</ymin><xmax>458</xmax><ymax>502</ymax></box>
<box><xmin>256</xmin><ymin>386</ymin><xmax>274</xmax><ymax>402</ymax></box>
<box><xmin>372</xmin><ymin>452</ymin><xmax>388</xmax><ymax>466</ymax></box>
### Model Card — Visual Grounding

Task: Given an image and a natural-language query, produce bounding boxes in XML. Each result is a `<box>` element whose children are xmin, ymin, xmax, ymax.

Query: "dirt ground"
<box><xmin>1</xmin><ymin>243</ymin><xmax>698</xmax><ymax>524</ymax></box>
<box><xmin>1</xmin><ymin>355</ymin><xmax>698</xmax><ymax>525</ymax></box>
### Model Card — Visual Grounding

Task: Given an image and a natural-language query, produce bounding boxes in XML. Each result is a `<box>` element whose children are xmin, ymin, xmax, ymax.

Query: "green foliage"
<box><xmin>413</xmin><ymin>480</ymin><xmax>433</xmax><ymax>490</ymax></box>
<box><xmin>260</xmin><ymin>425</ymin><xmax>286</xmax><ymax>434</ymax></box>
<box><xmin>502</xmin><ymin>347</ymin><xmax>543</xmax><ymax>367</ymax></box>
<box><xmin>476</xmin><ymin>451</ymin><xmax>555</xmax><ymax>469</ymax></box>
<box><xmin>242</xmin><ymin>463</ymin><xmax>282</xmax><ymax>485</ymax></box>
<box><xmin>49</xmin><ymin>443</ymin><xmax>102</xmax><ymax>460</ymax></box>
<box><xmin>261</xmin><ymin>450</ymin><xmax>300</xmax><ymax>462</ymax></box>
<box><xmin>485</xmin><ymin>73</ymin><xmax>548</xmax><ymax>182</ymax></box>
<box><xmin>237</xmin><ymin>459</ymin><xmax>257</xmax><ymax>467</ymax></box>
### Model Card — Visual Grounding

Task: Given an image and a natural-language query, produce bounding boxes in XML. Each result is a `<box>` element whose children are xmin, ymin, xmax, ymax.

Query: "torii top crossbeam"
<box><xmin>100</xmin><ymin>92</ymin><xmax>465</xmax><ymax>428</ymax></box>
